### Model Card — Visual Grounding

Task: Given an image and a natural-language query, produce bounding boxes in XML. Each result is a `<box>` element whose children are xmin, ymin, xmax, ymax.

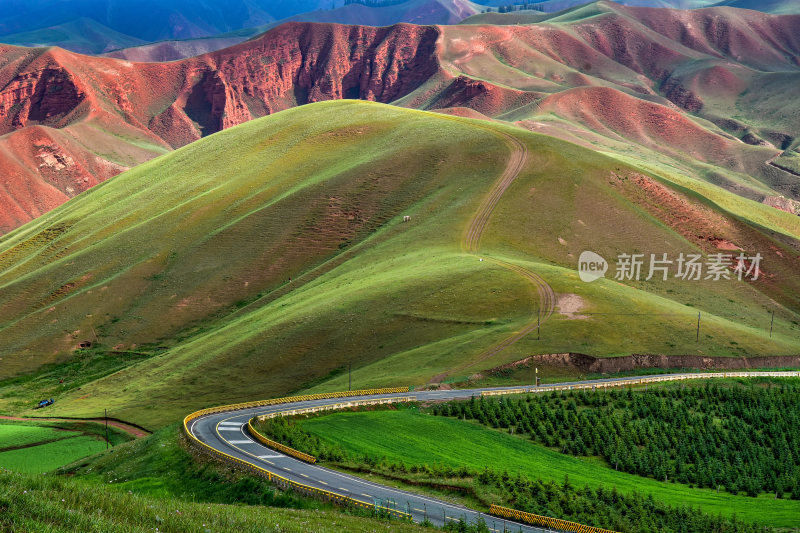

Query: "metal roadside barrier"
<box><xmin>246</xmin><ymin>395</ymin><xmax>418</xmax><ymax>464</ymax></box>
<box><xmin>184</xmin><ymin>373</ymin><xmax>800</xmax><ymax>528</ymax></box>
<box><xmin>246</xmin><ymin>418</ymin><xmax>317</xmax><ymax>464</ymax></box>
<box><xmin>183</xmin><ymin>413</ymin><xmax>412</xmax><ymax>521</ymax></box>
<box><xmin>187</xmin><ymin>386</ymin><xmax>411</xmax><ymax>420</ymax></box>
<box><xmin>256</xmin><ymin>395</ymin><xmax>418</xmax><ymax>421</ymax></box>
<box><xmin>489</xmin><ymin>504</ymin><xmax>618</xmax><ymax>533</ymax></box>
<box><xmin>479</xmin><ymin>371</ymin><xmax>800</xmax><ymax>398</ymax></box>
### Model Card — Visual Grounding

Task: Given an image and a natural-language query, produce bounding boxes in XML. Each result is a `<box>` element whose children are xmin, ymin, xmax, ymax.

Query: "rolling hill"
<box><xmin>0</xmin><ymin>22</ymin><xmax>439</xmax><ymax>232</ymax></box>
<box><xmin>0</xmin><ymin>101</ymin><xmax>798</xmax><ymax>427</ymax></box>
<box><xmin>473</xmin><ymin>0</ymin><xmax>800</xmax><ymax>14</ymax></box>
<box><xmin>0</xmin><ymin>18</ymin><xmax>146</xmax><ymax>55</ymax></box>
<box><xmin>1</xmin><ymin>1</ymin><xmax>798</xmax><ymax>234</ymax></box>
<box><xmin>3</xmin><ymin>0</ymin><xmax>797</xmax><ymax>61</ymax></box>
<box><xmin>0</xmin><ymin>0</ymin><xmax>284</xmax><ymax>41</ymax></box>
<box><xmin>102</xmin><ymin>34</ymin><xmax>257</xmax><ymax>62</ymax></box>
<box><xmin>103</xmin><ymin>0</ymin><xmax>486</xmax><ymax>63</ymax></box>
<box><xmin>273</xmin><ymin>0</ymin><xmax>483</xmax><ymax>27</ymax></box>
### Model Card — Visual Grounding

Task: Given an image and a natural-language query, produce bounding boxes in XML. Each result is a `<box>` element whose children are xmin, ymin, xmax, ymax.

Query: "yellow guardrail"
<box><xmin>479</xmin><ymin>371</ymin><xmax>800</xmax><ymax>398</ymax></box>
<box><xmin>247</xmin><ymin>395</ymin><xmax>418</xmax><ymax>465</ymax></box>
<box><xmin>182</xmin><ymin>387</ymin><xmax>413</xmax><ymax>521</ymax></box>
<box><xmin>247</xmin><ymin>418</ymin><xmax>317</xmax><ymax>464</ymax></box>
<box><xmin>256</xmin><ymin>395</ymin><xmax>418</xmax><ymax>421</ymax></box>
<box><xmin>489</xmin><ymin>504</ymin><xmax>617</xmax><ymax>533</ymax></box>
<box><xmin>187</xmin><ymin>386</ymin><xmax>410</xmax><ymax>420</ymax></box>
<box><xmin>184</xmin><ymin>373</ymin><xmax>800</xmax><ymax>528</ymax></box>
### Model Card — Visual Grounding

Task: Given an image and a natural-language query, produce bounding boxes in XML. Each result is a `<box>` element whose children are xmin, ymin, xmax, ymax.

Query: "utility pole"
<box><xmin>105</xmin><ymin>409</ymin><xmax>109</xmax><ymax>450</ymax></box>
<box><xmin>770</xmin><ymin>310</ymin><xmax>775</xmax><ymax>338</ymax></box>
<box><xmin>696</xmin><ymin>312</ymin><xmax>701</xmax><ymax>342</ymax></box>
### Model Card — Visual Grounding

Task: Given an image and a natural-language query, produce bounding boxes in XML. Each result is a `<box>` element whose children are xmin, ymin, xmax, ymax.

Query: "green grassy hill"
<box><xmin>1</xmin><ymin>101</ymin><xmax>799</xmax><ymax>428</ymax></box>
<box><xmin>0</xmin><ymin>18</ymin><xmax>147</xmax><ymax>54</ymax></box>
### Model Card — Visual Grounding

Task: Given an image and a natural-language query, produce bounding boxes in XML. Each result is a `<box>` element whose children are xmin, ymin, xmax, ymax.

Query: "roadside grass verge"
<box><xmin>0</xmin><ymin>468</ymin><xmax>426</xmax><ymax>533</ymax></box>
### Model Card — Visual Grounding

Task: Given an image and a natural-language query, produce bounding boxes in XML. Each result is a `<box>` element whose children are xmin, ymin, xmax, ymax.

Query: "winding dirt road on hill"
<box><xmin>455</xmin><ymin>131</ymin><xmax>556</xmax><ymax>375</ymax></box>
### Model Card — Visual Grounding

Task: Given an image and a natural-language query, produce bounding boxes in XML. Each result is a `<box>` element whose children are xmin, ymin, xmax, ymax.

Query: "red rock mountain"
<box><xmin>1</xmin><ymin>1</ymin><xmax>799</xmax><ymax>233</ymax></box>
<box><xmin>0</xmin><ymin>23</ymin><xmax>440</xmax><ymax>232</ymax></box>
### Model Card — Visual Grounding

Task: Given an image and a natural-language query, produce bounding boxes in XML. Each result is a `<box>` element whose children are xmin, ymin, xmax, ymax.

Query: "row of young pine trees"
<box><xmin>432</xmin><ymin>383</ymin><xmax>800</xmax><ymax>499</ymax></box>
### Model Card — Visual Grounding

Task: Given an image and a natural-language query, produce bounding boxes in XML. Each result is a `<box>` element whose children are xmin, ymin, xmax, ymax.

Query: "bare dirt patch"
<box><xmin>557</xmin><ymin>293</ymin><xmax>589</xmax><ymax>319</ymax></box>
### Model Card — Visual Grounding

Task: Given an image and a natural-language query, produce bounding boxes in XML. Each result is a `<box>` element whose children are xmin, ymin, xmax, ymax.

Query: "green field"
<box><xmin>0</xmin><ymin>424</ymin><xmax>76</xmax><ymax>450</ymax></box>
<box><xmin>1</xmin><ymin>101</ymin><xmax>799</xmax><ymax>428</ymax></box>
<box><xmin>0</xmin><ymin>420</ymin><xmax>133</xmax><ymax>474</ymax></box>
<box><xmin>299</xmin><ymin>407</ymin><xmax>800</xmax><ymax>528</ymax></box>
<box><xmin>0</xmin><ymin>436</ymin><xmax>108</xmax><ymax>474</ymax></box>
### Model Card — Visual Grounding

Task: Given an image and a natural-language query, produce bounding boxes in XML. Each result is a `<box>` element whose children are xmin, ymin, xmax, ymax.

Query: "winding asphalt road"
<box><xmin>189</xmin><ymin>385</ymin><xmax>543</xmax><ymax>532</ymax></box>
<box><xmin>187</xmin><ymin>371</ymin><xmax>800</xmax><ymax>532</ymax></box>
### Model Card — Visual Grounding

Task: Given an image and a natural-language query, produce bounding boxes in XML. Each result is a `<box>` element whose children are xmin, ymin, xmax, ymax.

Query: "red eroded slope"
<box><xmin>537</xmin><ymin>86</ymin><xmax>747</xmax><ymax>167</ymax></box>
<box><xmin>0</xmin><ymin>23</ymin><xmax>442</xmax><ymax>145</ymax></box>
<box><xmin>615</xmin><ymin>3</ymin><xmax>800</xmax><ymax>71</ymax></box>
<box><xmin>428</xmin><ymin>76</ymin><xmax>540</xmax><ymax>117</ymax></box>
<box><xmin>0</xmin><ymin>126</ymin><xmax>127</xmax><ymax>233</ymax></box>
<box><xmin>1</xmin><ymin>7</ymin><xmax>799</xmax><ymax>234</ymax></box>
<box><xmin>0</xmin><ymin>22</ymin><xmax>442</xmax><ymax>232</ymax></box>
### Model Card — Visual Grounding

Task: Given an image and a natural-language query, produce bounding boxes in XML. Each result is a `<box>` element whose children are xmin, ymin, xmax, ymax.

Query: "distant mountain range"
<box><xmin>0</xmin><ymin>0</ymin><xmax>797</xmax><ymax>59</ymax></box>
<box><xmin>0</xmin><ymin>0</ymin><xmax>798</xmax><ymax>233</ymax></box>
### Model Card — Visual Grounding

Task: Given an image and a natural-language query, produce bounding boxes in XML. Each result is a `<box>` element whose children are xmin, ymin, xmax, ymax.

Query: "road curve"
<box><xmin>187</xmin><ymin>371</ymin><xmax>800</xmax><ymax>532</ymax></box>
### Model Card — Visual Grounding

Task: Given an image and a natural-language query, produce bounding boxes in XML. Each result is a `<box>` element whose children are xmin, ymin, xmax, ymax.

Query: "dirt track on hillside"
<box><xmin>0</xmin><ymin>415</ymin><xmax>149</xmax><ymax>438</ymax></box>
<box><xmin>441</xmin><ymin>131</ymin><xmax>555</xmax><ymax>378</ymax></box>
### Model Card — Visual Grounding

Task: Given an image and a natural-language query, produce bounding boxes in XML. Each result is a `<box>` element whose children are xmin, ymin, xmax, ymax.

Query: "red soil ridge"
<box><xmin>0</xmin><ymin>23</ymin><xmax>441</xmax><ymax>232</ymax></box>
<box><xmin>537</xmin><ymin>86</ymin><xmax>744</xmax><ymax>167</ymax></box>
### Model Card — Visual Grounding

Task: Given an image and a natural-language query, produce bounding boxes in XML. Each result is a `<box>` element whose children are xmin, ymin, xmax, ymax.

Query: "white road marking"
<box><xmin>219</xmin><ymin>428</ymin><xmax>242</xmax><ymax>431</ymax></box>
<box><xmin>258</xmin><ymin>454</ymin><xmax>283</xmax><ymax>459</ymax></box>
<box><xmin>226</xmin><ymin>440</ymin><xmax>253</xmax><ymax>444</ymax></box>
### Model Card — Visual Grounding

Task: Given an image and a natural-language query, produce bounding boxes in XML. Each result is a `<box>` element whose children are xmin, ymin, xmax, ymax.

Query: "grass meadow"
<box><xmin>300</xmin><ymin>406</ymin><xmax>800</xmax><ymax>528</ymax></box>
